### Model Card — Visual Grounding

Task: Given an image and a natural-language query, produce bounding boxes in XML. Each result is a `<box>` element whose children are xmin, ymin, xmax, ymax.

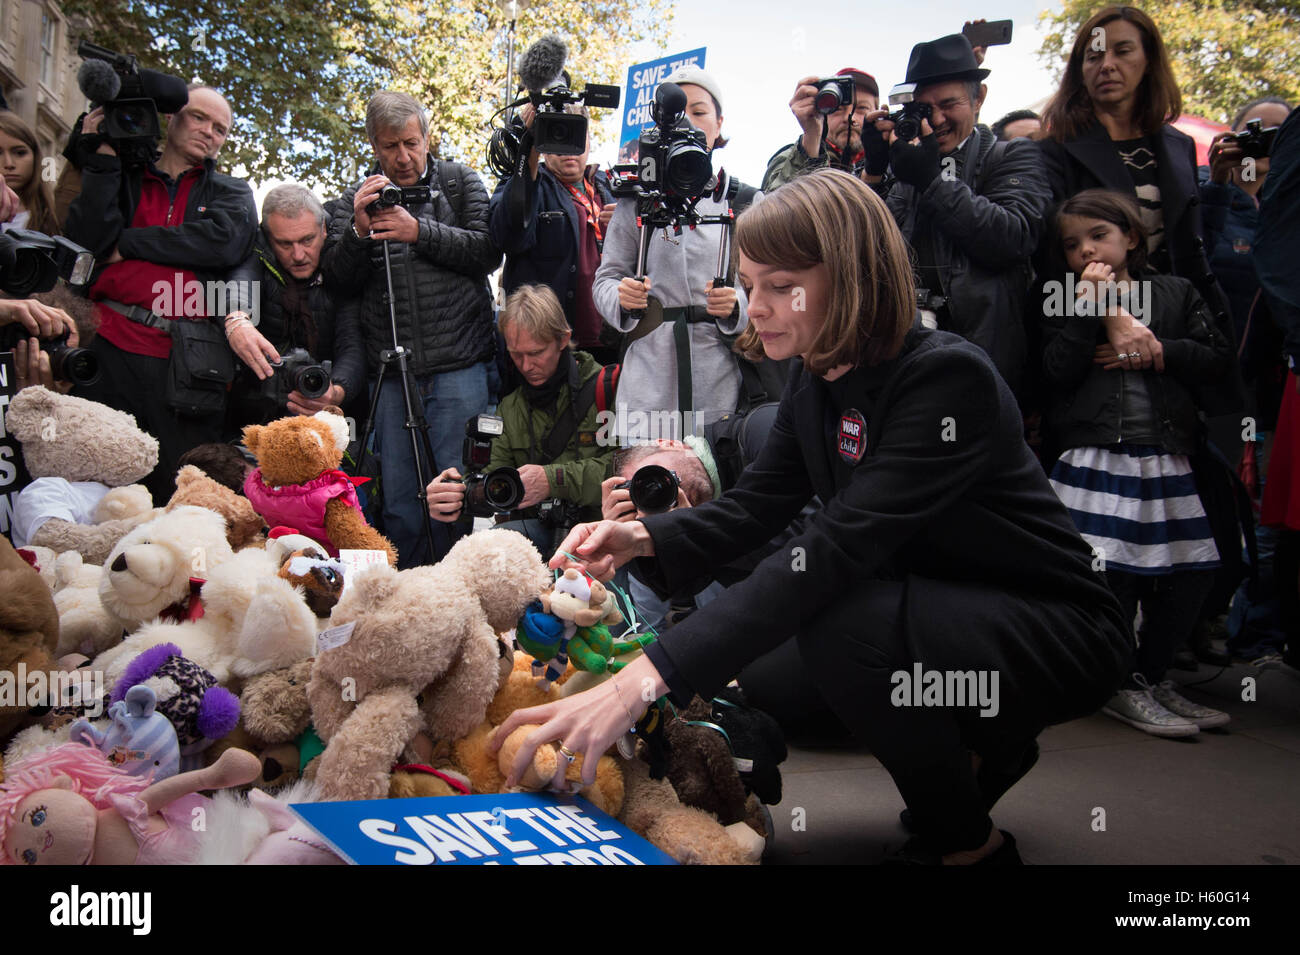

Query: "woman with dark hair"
<box><xmin>0</xmin><ymin>111</ymin><xmax>59</xmax><ymax>235</ymax></box>
<box><xmin>1037</xmin><ymin>7</ymin><xmax>1219</xmax><ymax>301</ymax></box>
<box><xmin>494</xmin><ymin>169</ymin><xmax>1132</xmax><ymax>865</ymax></box>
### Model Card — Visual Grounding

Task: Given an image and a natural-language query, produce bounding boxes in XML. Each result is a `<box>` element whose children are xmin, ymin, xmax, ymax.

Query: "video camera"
<box><xmin>1225</xmin><ymin>119</ymin><xmax>1280</xmax><ymax>160</ymax></box>
<box><xmin>74</xmin><ymin>40</ymin><xmax>189</xmax><ymax>167</ymax></box>
<box><xmin>887</xmin><ymin>83</ymin><xmax>933</xmax><ymax>143</ymax></box>
<box><xmin>366</xmin><ymin>184</ymin><xmax>433</xmax><ymax>214</ymax></box>
<box><xmin>0</xmin><ymin>229</ymin><xmax>100</xmax><ymax>386</ymax></box>
<box><xmin>486</xmin><ymin>33</ymin><xmax>621</xmax><ymax>178</ymax></box>
<box><xmin>456</xmin><ymin>414</ymin><xmax>525</xmax><ymax>517</ymax></box>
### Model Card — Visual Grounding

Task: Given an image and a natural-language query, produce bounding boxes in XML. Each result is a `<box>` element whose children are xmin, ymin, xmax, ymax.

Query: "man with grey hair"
<box><xmin>321</xmin><ymin>90</ymin><xmax>500</xmax><ymax>567</ymax></box>
<box><xmin>222</xmin><ymin>182</ymin><xmax>364</xmax><ymax>429</ymax></box>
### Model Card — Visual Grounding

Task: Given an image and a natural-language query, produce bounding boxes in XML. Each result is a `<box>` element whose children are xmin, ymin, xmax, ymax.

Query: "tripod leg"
<box><xmin>355</xmin><ymin>360</ymin><xmax>388</xmax><ymax>475</ymax></box>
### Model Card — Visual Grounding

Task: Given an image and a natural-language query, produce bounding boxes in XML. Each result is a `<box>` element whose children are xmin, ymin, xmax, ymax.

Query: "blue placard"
<box><xmin>617</xmin><ymin>47</ymin><xmax>707</xmax><ymax>163</ymax></box>
<box><xmin>290</xmin><ymin>792</ymin><xmax>677</xmax><ymax>865</ymax></box>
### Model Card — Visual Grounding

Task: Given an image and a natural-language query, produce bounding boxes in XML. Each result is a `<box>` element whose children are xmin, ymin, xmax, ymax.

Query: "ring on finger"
<box><xmin>558</xmin><ymin>744</ymin><xmax>577</xmax><ymax>763</ymax></box>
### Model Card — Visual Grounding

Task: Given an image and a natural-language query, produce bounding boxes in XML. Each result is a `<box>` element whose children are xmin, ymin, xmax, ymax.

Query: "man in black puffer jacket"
<box><xmin>322</xmin><ymin>91</ymin><xmax>502</xmax><ymax>567</ymax></box>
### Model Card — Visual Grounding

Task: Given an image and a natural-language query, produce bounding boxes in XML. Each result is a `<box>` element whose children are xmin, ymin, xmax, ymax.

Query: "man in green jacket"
<box><xmin>425</xmin><ymin>284</ymin><xmax>614</xmax><ymax>554</ymax></box>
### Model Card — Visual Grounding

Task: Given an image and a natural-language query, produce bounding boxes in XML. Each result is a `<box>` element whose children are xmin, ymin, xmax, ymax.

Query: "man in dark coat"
<box><xmin>881</xmin><ymin>34</ymin><xmax>1051</xmax><ymax>396</ymax></box>
<box><xmin>321</xmin><ymin>90</ymin><xmax>501</xmax><ymax>567</ymax></box>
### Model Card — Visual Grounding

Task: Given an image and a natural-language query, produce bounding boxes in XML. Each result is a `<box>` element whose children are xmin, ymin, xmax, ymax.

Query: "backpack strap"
<box><xmin>437</xmin><ymin>159</ymin><xmax>467</xmax><ymax>221</ymax></box>
<box><xmin>540</xmin><ymin>358</ymin><xmax>602</xmax><ymax>464</ymax></box>
<box><xmin>595</xmin><ymin>364</ymin><xmax>620</xmax><ymax>415</ymax></box>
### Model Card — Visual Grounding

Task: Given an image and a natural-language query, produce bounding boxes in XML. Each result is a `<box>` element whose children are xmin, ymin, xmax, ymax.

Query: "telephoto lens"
<box><xmin>47</xmin><ymin>340</ymin><xmax>100</xmax><ymax>386</ymax></box>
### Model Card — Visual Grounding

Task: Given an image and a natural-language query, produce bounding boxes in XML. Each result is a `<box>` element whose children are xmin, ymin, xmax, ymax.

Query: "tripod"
<box><xmin>355</xmin><ymin>237</ymin><xmax>440</xmax><ymax>564</ymax></box>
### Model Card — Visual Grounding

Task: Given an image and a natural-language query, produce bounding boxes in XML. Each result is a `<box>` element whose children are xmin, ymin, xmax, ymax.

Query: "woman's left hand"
<box><xmin>704</xmin><ymin>280</ymin><xmax>737</xmax><ymax>319</ymax></box>
<box><xmin>1095</xmin><ymin>338</ymin><xmax>1164</xmax><ymax>372</ymax></box>
<box><xmin>490</xmin><ymin>655</ymin><xmax>666</xmax><ymax>789</ymax></box>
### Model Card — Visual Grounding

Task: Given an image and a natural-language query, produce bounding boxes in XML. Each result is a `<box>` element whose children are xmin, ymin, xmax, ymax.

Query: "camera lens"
<box><xmin>295</xmin><ymin>365</ymin><xmax>330</xmax><ymax>399</ymax></box>
<box><xmin>814</xmin><ymin>82</ymin><xmax>844</xmax><ymax>115</ymax></box>
<box><xmin>663</xmin><ymin>140</ymin><xmax>713</xmax><ymax>197</ymax></box>
<box><xmin>895</xmin><ymin>115</ymin><xmax>921</xmax><ymax>142</ymax></box>
<box><xmin>379</xmin><ymin>185</ymin><xmax>401</xmax><ymax>205</ymax></box>
<box><xmin>482</xmin><ymin>467</ymin><xmax>525</xmax><ymax>511</ymax></box>
<box><xmin>48</xmin><ymin>344</ymin><xmax>101</xmax><ymax>387</ymax></box>
<box><xmin>628</xmin><ymin>464</ymin><xmax>679</xmax><ymax>514</ymax></box>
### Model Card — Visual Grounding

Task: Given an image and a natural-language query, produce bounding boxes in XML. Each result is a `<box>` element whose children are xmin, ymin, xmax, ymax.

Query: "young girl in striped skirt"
<box><xmin>1041</xmin><ymin>189</ymin><xmax>1235</xmax><ymax>737</ymax></box>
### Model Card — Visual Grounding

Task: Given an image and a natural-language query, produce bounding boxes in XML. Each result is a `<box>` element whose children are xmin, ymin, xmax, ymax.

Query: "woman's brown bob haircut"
<box><xmin>734</xmin><ymin>169</ymin><xmax>914</xmax><ymax>374</ymax></box>
<box><xmin>1041</xmin><ymin>6</ymin><xmax>1182</xmax><ymax>142</ymax></box>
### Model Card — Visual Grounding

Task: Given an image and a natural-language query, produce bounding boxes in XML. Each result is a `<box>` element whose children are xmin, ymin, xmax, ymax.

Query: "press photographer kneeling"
<box><xmin>425</xmin><ymin>284</ymin><xmax>616</xmax><ymax>553</ymax></box>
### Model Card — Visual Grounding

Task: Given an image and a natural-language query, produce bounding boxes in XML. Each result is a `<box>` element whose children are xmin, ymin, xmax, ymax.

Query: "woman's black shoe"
<box><xmin>882</xmin><ymin>830</ymin><xmax>1023</xmax><ymax>865</ymax></box>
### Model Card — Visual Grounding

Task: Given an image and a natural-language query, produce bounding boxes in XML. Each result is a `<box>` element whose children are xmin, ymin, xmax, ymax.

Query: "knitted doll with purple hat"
<box><xmin>113</xmin><ymin>644</ymin><xmax>241</xmax><ymax>772</ymax></box>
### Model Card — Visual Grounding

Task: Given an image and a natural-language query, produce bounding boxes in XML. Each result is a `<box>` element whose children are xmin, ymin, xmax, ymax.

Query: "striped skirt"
<box><xmin>1049</xmin><ymin>445</ymin><xmax>1220</xmax><ymax>575</ymax></box>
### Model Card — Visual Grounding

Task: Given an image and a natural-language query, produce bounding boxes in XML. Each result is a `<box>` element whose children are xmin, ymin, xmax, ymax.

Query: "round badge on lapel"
<box><xmin>838</xmin><ymin>409</ymin><xmax>867</xmax><ymax>464</ymax></box>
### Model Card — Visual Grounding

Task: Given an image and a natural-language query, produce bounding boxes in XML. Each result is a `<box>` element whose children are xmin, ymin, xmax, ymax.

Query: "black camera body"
<box><xmin>258</xmin><ymin>348</ymin><xmax>332</xmax><ymax>410</ymax></box>
<box><xmin>615</xmin><ymin>464</ymin><xmax>680</xmax><ymax>515</ymax></box>
<box><xmin>1226</xmin><ymin>119</ymin><xmax>1280</xmax><ymax>160</ymax></box>
<box><xmin>887</xmin><ymin>83</ymin><xmax>933</xmax><ymax>143</ymax></box>
<box><xmin>0</xmin><ymin>229</ymin><xmax>99</xmax><ymax>386</ymax></box>
<box><xmin>0</xmin><ymin>325</ymin><xmax>100</xmax><ymax>386</ymax></box>
<box><xmin>609</xmin><ymin>82</ymin><xmax>716</xmax><ymax>214</ymax></box>
<box><xmin>457</xmin><ymin>414</ymin><xmax>525</xmax><ymax>517</ymax></box>
<box><xmin>814</xmin><ymin>76</ymin><xmax>856</xmax><ymax>115</ymax></box>
<box><xmin>367</xmin><ymin>184</ymin><xmax>433</xmax><ymax>213</ymax></box>
<box><xmin>529</xmin><ymin>83</ymin><xmax>621</xmax><ymax>156</ymax></box>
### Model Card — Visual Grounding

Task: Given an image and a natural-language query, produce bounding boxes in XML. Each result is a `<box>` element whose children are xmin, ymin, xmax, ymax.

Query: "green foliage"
<box><xmin>63</xmin><ymin>0</ymin><xmax>673</xmax><ymax>191</ymax></box>
<box><xmin>1036</xmin><ymin>0</ymin><xmax>1300</xmax><ymax>124</ymax></box>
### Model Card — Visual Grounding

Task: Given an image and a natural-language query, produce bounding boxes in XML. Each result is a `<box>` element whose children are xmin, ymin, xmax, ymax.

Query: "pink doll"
<box><xmin>0</xmin><ymin>742</ymin><xmax>260</xmax><ymax>865</ymax></box>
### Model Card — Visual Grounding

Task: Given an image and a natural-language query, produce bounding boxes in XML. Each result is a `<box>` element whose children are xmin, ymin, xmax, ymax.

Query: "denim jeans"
<box><xmin>372</xmin><ymin>361</ymin><xmax>490</xmax><ymax>568</ymax></box>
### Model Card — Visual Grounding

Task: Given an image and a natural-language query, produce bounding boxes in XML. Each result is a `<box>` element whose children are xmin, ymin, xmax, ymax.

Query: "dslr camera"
<box><xmin>814</xmin><ymin>76</ymin><xmax>856</xmax><ymax>115</ymax></box>
<box><xmin>456</xmin><ymin>414</ymin><xmax>525</xmax><ymax>517</ymax></box>
<box><xmin>887</xmin><ymin>83</ymin><xmax>933</xmax><ymax>143</ymax></box>
<box><xmin>367</xmin><ymin>184</ymin><xmax>433</xmax><ymax>213</ymax></box>
<box><xmin>1224</xmin><ymin>118</ymin><xmax>1280</xmax><ymax>160</ymax></box>
<box><xmin>0</xmin><ymin>229</ymin><xmax>100</xmax><ymax>386</ymax></box>
<box><xmin>260</xmin><ymin>348</ymin><xmax>332</xmax><ymax>409</ymax></box>
<box><xmin>616</xmin><ymin>464</ymin><xmax>680</xmax><ymax>515</ymax></box>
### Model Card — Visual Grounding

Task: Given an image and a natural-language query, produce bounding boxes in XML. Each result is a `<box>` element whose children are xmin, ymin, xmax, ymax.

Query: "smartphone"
<box><xmin>963</xmin><ymin>19</ymin><xmax>1013</xmax><ymax>48</ymax></box>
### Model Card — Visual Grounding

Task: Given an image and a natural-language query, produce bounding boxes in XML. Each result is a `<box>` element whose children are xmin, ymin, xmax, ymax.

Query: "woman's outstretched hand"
<box><xmin>549</xmin><ymin>519</ymin><xmax>654</xmax><ymax>581</ymax></box>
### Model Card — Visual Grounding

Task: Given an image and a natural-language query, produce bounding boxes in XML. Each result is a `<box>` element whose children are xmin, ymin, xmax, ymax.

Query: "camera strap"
<box><xmin>100</xmin><ymin>297</ymin><xmax>176</xmax><ymax>332</ymax></box>
<box><xmin>537</xmin><ymin>352</ymin><xmax>595</xmax><ymax>465</ymax></box>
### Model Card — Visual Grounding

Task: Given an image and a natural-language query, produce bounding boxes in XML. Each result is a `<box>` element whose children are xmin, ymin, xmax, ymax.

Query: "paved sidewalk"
<box><xmin>765</xmin><ymin>660</ymin><xmax>1300</xmax><ymax>864</ymax></box>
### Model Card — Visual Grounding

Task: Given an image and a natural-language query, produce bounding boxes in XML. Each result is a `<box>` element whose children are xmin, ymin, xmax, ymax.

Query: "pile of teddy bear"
<box><xmin>0</xmin><ymin>387</ymin><xmax>787</xmax><ymax>866</ymax></box>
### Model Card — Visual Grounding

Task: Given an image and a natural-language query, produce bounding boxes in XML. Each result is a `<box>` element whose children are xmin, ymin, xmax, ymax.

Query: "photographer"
<box><xmin>489</xmin><ymin>104</ymin><xmax>617</xmax><ymax>365</ymax></box>
<box><xmin>322</xmin><ymin>90</ymin><xmax>500</xmax><ymax>568</ymax></box>
<box><xmin>62</xmin><ymin>83</ymin><xmax>258</xmax><ymax>501</ymax></box>
<box><xmin>222</xmin><ymin>183</ymin><xmax>364</xmax><ymax>429</ymax></box>
<box><xmin>424</xmin><ymin>284</ymin><xmax>614</xmax><ymax>554</ymax></box>
<box><xmin>0</xmin><ymin>297</ymin><xmax>78</xmax><ymax>393</ymax></box>
<box><xmin>761</xmin><ymin>69</ymin><xmax>887</xmax><ymax>192</ymax></box>
<box><xmin>879</xmin><ymin>34</ymin><xmax>1050</xmax><ymax>396</ymax></box>
<box><xmin>592</xmin><ymin>66</ymin><xmax>755</xmax><ymax>443</ymax></box>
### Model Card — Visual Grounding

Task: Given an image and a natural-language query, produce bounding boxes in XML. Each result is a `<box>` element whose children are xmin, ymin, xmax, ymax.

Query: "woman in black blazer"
<box><xmin>1037</xmin><ymin>6</ymin><xmax>1222</xmax><ymax>305</ymax></box>
<box><xmin>494</xmin><ymin>170</ymin><xmax>1132</xmax><ymax>865</ymax></box>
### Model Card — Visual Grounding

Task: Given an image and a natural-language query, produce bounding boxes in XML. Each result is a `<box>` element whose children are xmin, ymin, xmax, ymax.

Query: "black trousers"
<box><xmin>791</xmin><ymin>576</ymin><xmax>1129</xmax><ymax>854</ymax></box>
<box><xmin>74</xmin><ymin>336</ymin><xmax>223</xmax><ymax>502</ymax></box>
<box><xmin>1106</xmin><ymin>569</ymin><xmax>1215</xmax><ymax>686</ymax></box>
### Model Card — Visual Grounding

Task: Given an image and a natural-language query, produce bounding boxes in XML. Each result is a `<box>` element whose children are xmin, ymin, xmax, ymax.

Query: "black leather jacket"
<box><xmin>1041</xmin><ymin>272</ymin><xmax>1234</xmax><ymax>458</ymax></box>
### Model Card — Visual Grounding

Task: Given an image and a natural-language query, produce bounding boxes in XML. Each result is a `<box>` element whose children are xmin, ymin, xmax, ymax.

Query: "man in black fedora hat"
<box><xmin>877</xmin><ymin>33</ymin><xmax>1050</xmax><ymax>397</ymax></box>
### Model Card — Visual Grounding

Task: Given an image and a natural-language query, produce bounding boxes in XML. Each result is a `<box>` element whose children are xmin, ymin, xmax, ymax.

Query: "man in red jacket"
<box><xmin>65</xmin><ymin>85</ymin><xmax>257</xmax><ymax>500</ymax></box>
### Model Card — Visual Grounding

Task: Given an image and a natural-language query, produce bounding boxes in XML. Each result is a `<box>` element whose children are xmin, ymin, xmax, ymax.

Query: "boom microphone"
<box><xmin>77</xmin><ymin>59</ymin><xmax>121</xmax><ymax>105</ymax></box>
<box><xmin>139</xmin><ymin>69</ymin><xmax>190</xmax><ymax>114</ymax></box>
<box><xmin>517</xmin><ymin>33</ymin><xmax>568</xmax><ymax>93</ymax></box>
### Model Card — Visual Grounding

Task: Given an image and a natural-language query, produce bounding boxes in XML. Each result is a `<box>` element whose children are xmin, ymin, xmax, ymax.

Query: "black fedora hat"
<box><xmin>903</xmin><ymin>34</ymin><xmax>991</xmax><ymax>86</ymax></box>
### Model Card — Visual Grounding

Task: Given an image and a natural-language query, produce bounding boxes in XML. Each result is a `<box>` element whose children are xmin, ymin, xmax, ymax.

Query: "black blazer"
<box><xmin>639</xmin><ymin>326</ymin><xmax>1129</xmax><ymax>704</ymax></box>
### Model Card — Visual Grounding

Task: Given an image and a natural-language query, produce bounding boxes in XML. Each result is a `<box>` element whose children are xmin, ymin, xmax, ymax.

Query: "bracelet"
<box><xmin>612</xmin><ymin>676</ymin><xmax>639</xmax><ymax>729</ymax></box>
<box><xmin>351</xmin><ymin>219</ymin><xmax>369</xmax><ymax>240</ymax></box>
<box><xmin>224</xmin><ymin>311</ymin><xmax>250</xmax><ymax>325</ymax></box>
<box><xmin>225</xmin><ymin>318</ymin><xmax>252</xmax><ymax>336</ymax></box>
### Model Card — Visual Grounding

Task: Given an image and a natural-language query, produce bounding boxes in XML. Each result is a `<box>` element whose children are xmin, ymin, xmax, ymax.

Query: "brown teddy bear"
<box><xmin>167</xmin><ymin>465</ymin><xmax>265</xmax><ymax>551</ymax></box>
<box><xmin>307</xmin><ymin>530</ymin><xmax>549</xmax><ymax>802</ymax></box>
<box><xmin>5</xmin><ymin>387</ymin><xmax>159</xmax><ymax>565</ymax></box>
<box><xmin>207</xmin><ymin>658</ymin><xmax>317</xmax><ymax>790</ymax></box>
<box><xmin>0</xmin><ymin>536</ymin><xmax>59</xmax><ymax>744</ymax></box>
<box><xmin>241</xmin><ymin>410</ymin><xmax>396</xmax><ymax>564</ymax></box>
